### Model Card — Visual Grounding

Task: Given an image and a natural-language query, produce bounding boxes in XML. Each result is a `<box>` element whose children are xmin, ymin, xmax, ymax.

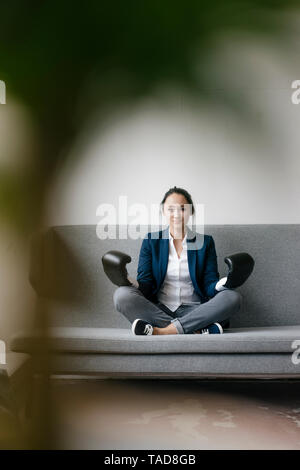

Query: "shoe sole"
<box><xmin>131</xmin><ymin>318</ymin><xmax>141</xmax><ymax>335</ymax></box>
<box><xmin>214</xmin><ymin>322</ymin><xmax>223</xmax><ymax>334</ymax></box>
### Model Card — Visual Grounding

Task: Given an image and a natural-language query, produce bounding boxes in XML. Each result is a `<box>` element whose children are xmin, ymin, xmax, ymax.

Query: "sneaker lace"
<box><xmin>201</xmin><ymin>328</ymin><xmax>209</xmax><ymax>334</ymax></box>
<box><xmin>144</xmin><ymin>324</ymin><xmax>152</xmax><ymax>335</ymax></box>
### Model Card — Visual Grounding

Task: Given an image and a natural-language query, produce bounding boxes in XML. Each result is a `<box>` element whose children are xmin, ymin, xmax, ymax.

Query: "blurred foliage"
<box><xmin>0</xmin><ymin>0</ymin><xmax>299</xmax><ymax>449</ymax></box>
<box><xmin>0</xmin><ymin>0</ymin><xmax>299</xmax><ymax>233</ymax></box>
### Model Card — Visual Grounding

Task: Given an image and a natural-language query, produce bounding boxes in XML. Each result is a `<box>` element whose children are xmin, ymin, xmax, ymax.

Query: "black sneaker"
<box><xmin>194</xmin><ymin>322</ymin><xmax>223</xmax><ymax>335</ymax></box>
<box><xmin>132</xmin><ymin>319</ymin><xmax>154</xmax><ymax>336</ymax></box>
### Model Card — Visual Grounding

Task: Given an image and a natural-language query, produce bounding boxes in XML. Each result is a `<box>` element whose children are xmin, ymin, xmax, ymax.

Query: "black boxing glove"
<box><xmin>102</xmin><ymin>250</ymin><xmax>138</xmax><ymax>287</ymax></box>
<box><xmin>216</xmin><ymin>252</ymin><xmax>255</xmax><ymax>290</ymax></box>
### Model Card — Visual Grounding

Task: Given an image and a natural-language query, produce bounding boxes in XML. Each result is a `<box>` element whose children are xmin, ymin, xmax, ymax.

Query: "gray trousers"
<box><xmin>113</xmin><ymin>286</ymin><xmax>242</xmax><ymax>334</ymax></box>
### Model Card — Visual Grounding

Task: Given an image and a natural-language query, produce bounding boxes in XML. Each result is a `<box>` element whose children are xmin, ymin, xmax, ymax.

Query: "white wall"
<box><xmin>45</xmin><ymin>30</ymin><xmax>300</xmax><ymax>226</ymax></box>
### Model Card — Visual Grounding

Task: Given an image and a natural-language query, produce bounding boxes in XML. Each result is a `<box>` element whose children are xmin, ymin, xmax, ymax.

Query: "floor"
<box><xmin>46</xmin><ymin>378</ymin><xmax>300</xmax><ymax>450</ymax></box>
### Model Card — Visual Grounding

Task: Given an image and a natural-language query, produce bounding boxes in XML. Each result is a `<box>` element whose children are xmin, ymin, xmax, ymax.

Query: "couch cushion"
<box><xmin>30</xmin><ymin>224</ymin><xmax>300</xmax><ymax>329</ymax></box>
<box><xmin>10</xmin><ymin>325</ymin><xmax>300</xmax><ymax>354</ymax></box>
<box><xmin>47</xmin><ymin>352</ymin><xmax>300</xmax><ymax>377</ymax></box>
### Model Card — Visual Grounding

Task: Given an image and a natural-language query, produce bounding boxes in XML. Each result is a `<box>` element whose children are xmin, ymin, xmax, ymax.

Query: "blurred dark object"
<box><xmin>102</xmin><ymin>250</ymin><xmax>133</xmax><ymax>287</ymax></box>
<box><xmin>224</xmin><ymin>252</ymin><xmax>255</xmax><ymax>288</ymax></box>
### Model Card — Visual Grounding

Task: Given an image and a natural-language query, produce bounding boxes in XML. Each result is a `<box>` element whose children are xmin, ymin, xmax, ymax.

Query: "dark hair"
<box><xmin>160</xmin><ymin>186</ymin><xmax>195</xmax><ymax>215</ymax></box>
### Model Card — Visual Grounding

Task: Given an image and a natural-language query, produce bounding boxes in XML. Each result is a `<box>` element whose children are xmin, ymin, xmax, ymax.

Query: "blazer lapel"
<box><xmin>186</xmin><ymin>226</ymin><xmax>197</xmax><ymax>290</ymax></box>
<box><xmin>159</xmin><ymin>225</ymin><xmax>198</xmax><ymax>288</ymax></box>
<box><xmin>157</xmin><ymin>225</ymin><xmax>204</xmax><ymax>297</ymax></box>
<box><xmin>159</xmin><ymin>226</ymin><xmax>170</xmax><ymax>285</ymax></box>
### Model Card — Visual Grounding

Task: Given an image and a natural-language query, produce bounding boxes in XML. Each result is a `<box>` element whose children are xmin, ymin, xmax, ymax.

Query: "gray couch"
<box><xmin>10</xmin><ymin>224</ymin><xmax>300</xmax><ymax>379</ymax></box>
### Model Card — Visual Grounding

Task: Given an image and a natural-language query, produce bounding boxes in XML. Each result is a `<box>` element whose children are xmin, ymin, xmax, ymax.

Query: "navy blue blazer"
<box><xmin>137</xmin><ymin>226</ymin><xmax>220</xmax><ymax>304</ymax></box>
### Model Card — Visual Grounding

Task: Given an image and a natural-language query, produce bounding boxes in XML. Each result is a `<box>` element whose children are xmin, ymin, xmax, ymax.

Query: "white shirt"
<box><xmin>157</xmin><ymin>227</ymin><xmax>202</xmax><ymax>312</ymax></box>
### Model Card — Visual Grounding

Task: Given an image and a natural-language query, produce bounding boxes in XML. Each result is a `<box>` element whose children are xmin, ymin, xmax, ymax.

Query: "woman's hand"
<box><xmin>128</xmin><ymin>276</ymin><xmax>139</xmax><ymax>288</ymax></box>
<box><xmin>215</xmin><ymin>277</ymin><xmax>228</xmax><ymax>291</ymax></box>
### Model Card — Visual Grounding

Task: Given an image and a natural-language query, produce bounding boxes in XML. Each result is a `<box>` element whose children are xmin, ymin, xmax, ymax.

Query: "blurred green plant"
<box><xmin>1</xmin><ymin>0</ymin><xmax>300</xmax><ymax>449</ymax></box>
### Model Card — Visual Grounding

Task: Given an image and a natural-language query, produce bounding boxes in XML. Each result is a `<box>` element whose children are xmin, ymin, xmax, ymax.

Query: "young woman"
<box><xmin>113</xmin><ymin>186</ymin><xmax>242</xmax><ymax>335</ymax></box>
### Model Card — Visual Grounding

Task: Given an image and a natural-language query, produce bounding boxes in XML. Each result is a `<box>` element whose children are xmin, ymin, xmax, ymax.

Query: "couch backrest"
<box><xmin>29</xmin><ymin>224</ymin><xmax>300</xmax><ymax>328</ymax></box>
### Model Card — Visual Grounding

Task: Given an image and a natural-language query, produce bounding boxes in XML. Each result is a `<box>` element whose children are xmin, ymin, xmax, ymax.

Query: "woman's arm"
<box><xmin>202</xmin><ymin>236</ymin><xmax>220</xmax><ymax>298</ymax></box>
<box><xmin>136</xmin><ymin>235</ymin><xmax>156</xmax><ymax>299</ymax></box>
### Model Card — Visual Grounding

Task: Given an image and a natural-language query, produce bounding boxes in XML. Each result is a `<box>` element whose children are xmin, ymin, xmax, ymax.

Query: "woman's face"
<box><xmin>163</xmin><ymin>193</ymin><xmax>192</xmax><ymax>235</ymax></box>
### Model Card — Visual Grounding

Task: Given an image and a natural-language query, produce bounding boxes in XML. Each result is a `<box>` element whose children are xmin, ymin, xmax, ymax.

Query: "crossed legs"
<box><xmin>113</xmin><ymin>286</ymin><xmax>242</xmax><ymax>335</ymax></box>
